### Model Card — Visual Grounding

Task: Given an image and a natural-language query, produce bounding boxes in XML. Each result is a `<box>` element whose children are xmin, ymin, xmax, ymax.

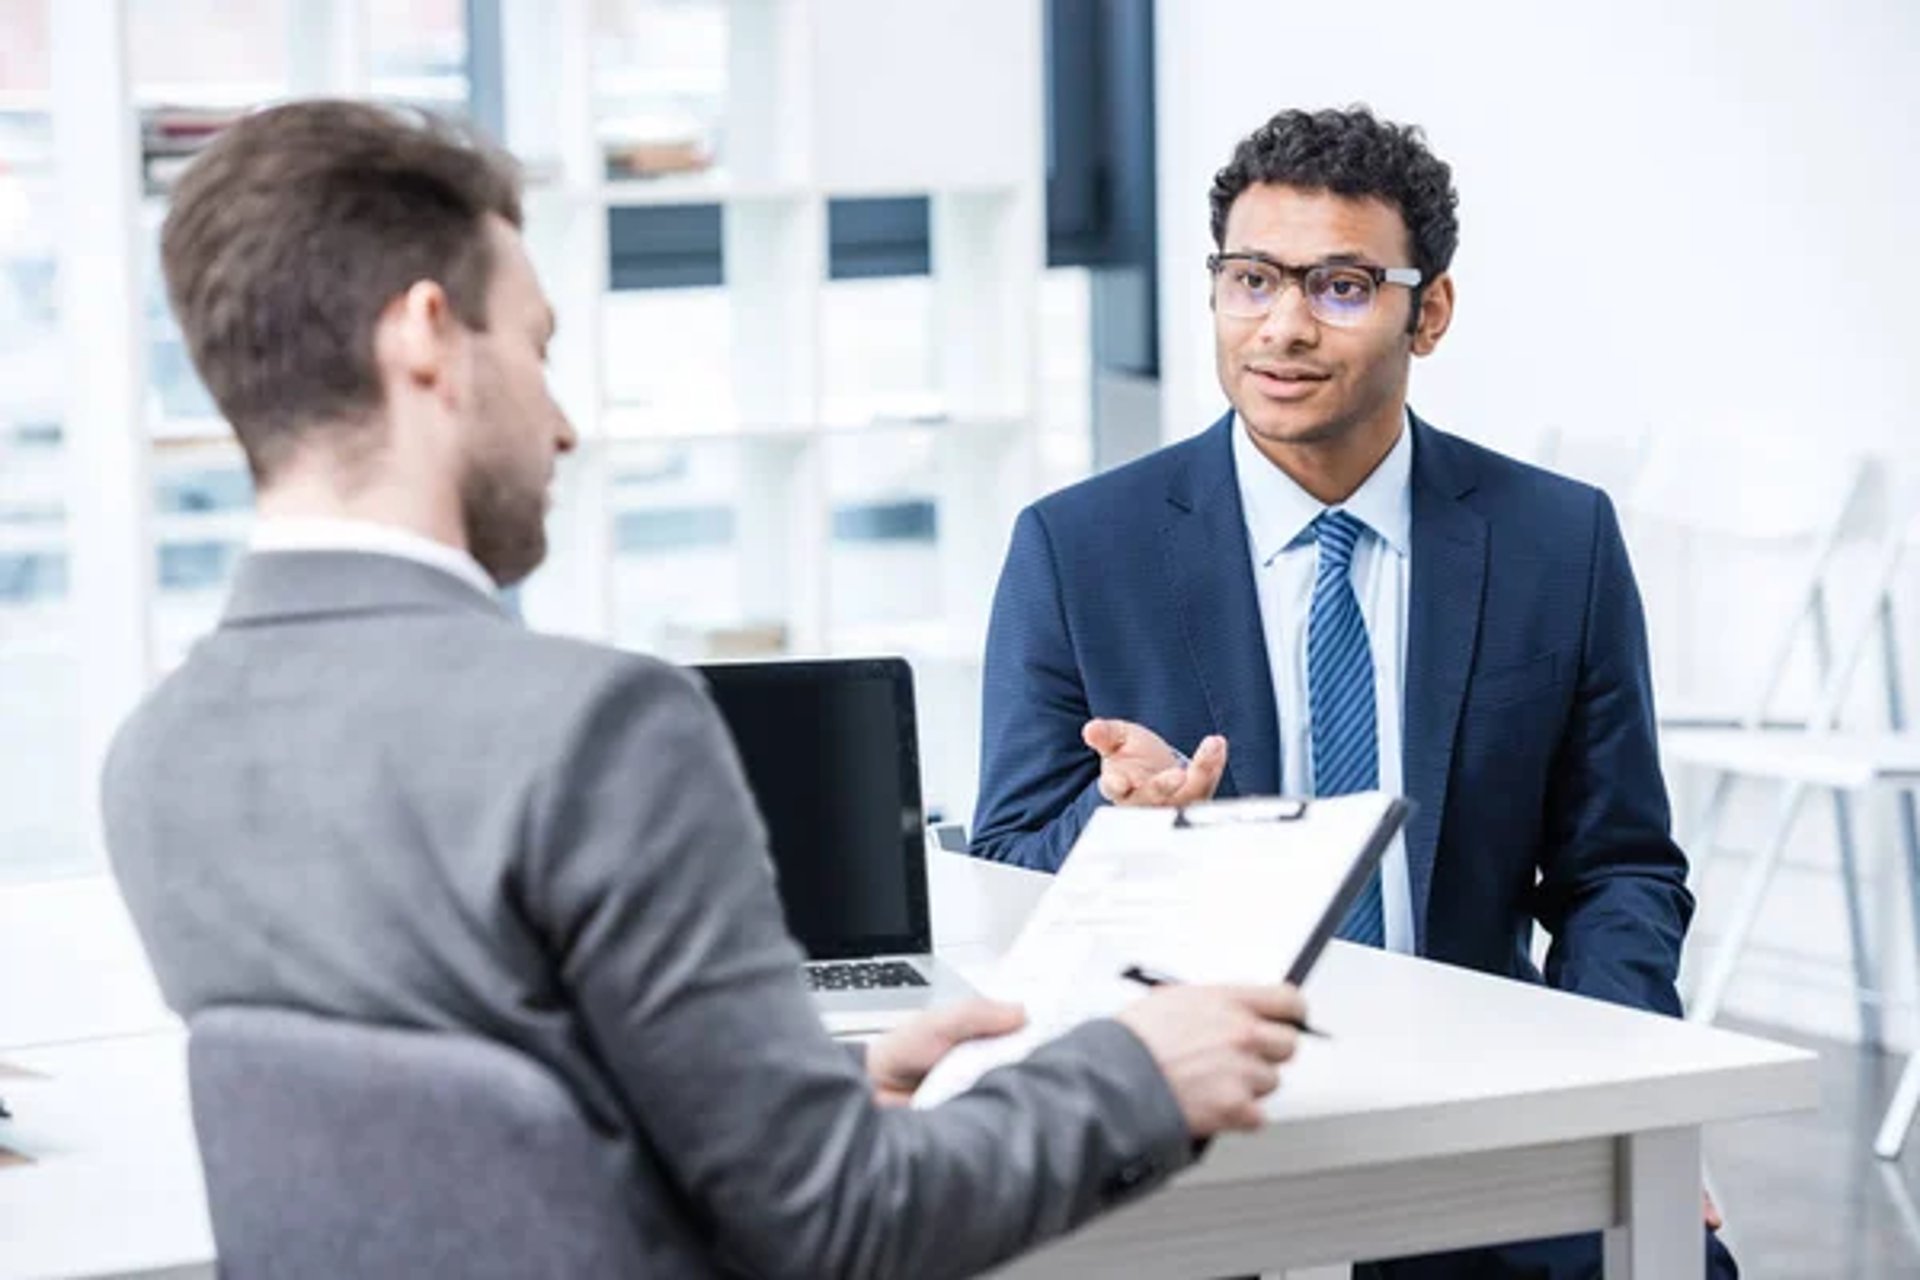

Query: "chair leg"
<box><xmin>1690</xmin><ymin>781</ymin><xmax>1811</xmax><ymax>1025</ymax></box>
<box><xmin>1686</xmin><ymin>771</ymin><xmax>1737</xmax><ymax>878</ymax></box>
<box><xmin>1677</xmin><ymin>770</ymin><xmax>1736</xmax><ymax>997</ymax></box>
<box><xmin>1876</xmin><ymin>786</ymin><xmax>1920</xmax><ymax>1161</ymax></box>
<box><xmin>1876</xmin><ymin>1161</ymin><xmax>1920</xmax><ymax>1243</ymax></box>
<box><xmin>1875</xmin><ymin>1048</ymin><xmax>1920</xmax><ymax>1161</ymax></box>
<box><xmin>1853</xmin><ymin>605</ymin><xmax>1920</xmax><ymax>1162</ymax></box>
<box><xmin>1830</xmin><ymin>790</ymin><xmax>1884</xmax><ymax>1048</ymax></box>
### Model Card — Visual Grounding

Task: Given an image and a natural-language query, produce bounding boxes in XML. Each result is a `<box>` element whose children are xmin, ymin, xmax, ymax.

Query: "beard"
<box><xmin>460</xmin><ymin>347</ymin><xmax>553</xmax><ymax>589</ymax></box>
<box><xmin>460</xmin><ymin>444</ymin><xmax>548</xmax><ymax>588</ymax></box>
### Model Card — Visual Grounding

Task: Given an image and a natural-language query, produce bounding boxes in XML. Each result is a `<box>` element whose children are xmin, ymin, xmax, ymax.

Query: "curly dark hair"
<box><xmin>1209</xmin><ymin>106</ymin><xmax>1459</xmax><ymax>291</ymax></box>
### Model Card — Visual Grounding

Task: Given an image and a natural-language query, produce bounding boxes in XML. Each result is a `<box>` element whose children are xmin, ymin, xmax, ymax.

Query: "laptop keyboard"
<box><xmin>805</xmin><ymin>960</ymin><xmax>930</xmax><ymax>992</ymax></box>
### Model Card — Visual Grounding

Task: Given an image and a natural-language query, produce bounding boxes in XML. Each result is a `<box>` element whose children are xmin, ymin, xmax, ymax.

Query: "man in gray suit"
<box><xmin>103</xmin><ymin>101</ymin><xmax>1310</xmax><ymax>1278</ymax></box>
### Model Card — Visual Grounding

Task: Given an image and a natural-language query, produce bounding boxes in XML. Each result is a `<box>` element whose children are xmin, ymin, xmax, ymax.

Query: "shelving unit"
<box><xmin>501</xmin><ymin>0</ymin><xmax>1049</xmax><ymax>686</ymax></box>
<box><xmin>19</xmin><ymin>0</ymin><xmax>1058</xmax><ymax>864</ymax></box>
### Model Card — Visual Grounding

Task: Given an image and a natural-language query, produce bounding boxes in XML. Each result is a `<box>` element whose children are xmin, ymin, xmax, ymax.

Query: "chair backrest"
<box><xmin>188</xmin><ymin>1006</ymin><xmax>649</xmax><ymax>1280</ymax></box>
<box><xmin>1616</xmin><ymin>432</ymin><xmax>1880</xmax><ymax>726</ymax></box>
<box><xmin>1809</xmin><ymin>506</ymin><xmax>1920</xmax><ymax>731</ymax></box>
<box><xmin>1532</xmin><ymin>422</ymin><xmax>1651</xmax><ymax>499</ymax></box>
<box><xmin>1622</xmin><ymin>432</ymin><xmax>1871</xmax><ymax>545</ymax></box>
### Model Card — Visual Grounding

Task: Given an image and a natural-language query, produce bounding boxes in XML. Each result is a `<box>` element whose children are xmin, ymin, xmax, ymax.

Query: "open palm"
<box><xmin>1082</xmin><ymin>718</ymin><xmax>1227</xmax><ymax>807</ymax></box>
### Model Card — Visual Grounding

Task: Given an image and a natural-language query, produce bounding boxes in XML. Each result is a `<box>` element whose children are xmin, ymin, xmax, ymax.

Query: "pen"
<box><xmin>1120</xmin><ymin>963</ymin><xmax>1331</xmax><ymax>1038</ymax></box>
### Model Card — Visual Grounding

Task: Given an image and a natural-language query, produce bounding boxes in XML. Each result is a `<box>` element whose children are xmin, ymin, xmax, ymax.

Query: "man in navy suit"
<box><xmin>971</xmin><ymin>107</ymin><xmax>1734</xmax><ymax>1279</ymax></box>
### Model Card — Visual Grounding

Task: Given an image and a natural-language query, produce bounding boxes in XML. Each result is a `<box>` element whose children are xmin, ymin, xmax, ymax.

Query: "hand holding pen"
<box><xmin>1122</xmin><ymin>963</ymin><xmax>1330</xmax><ymax>1038</ymax></box>
<box><xmin>1113</xmin><ymin>975</ymin><xmax>1313</xmax><ymax>1135</ymax></box>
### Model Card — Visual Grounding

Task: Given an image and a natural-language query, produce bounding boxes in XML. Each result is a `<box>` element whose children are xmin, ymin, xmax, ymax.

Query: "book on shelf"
<box><xmin>140</xmin><ymin>105</ymin><xmax>248</xmax><ymax>196</ymax></box>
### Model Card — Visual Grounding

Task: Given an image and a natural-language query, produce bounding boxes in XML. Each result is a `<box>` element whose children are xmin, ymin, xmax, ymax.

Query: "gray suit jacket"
<box><xmin>104</xmin><ymin>551</ymin><xmax>1193</xmax><ymax>1279</ymax></box>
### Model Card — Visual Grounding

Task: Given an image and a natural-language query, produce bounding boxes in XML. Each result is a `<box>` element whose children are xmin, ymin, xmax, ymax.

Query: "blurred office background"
<box><xmin>5</xmin><ymin>3</ymin><xmax>1920</xmax><ymax>1271</ymax></box>
<box><xmin>0</xmin><ymin>0</ymin><xmax>1134</xmax><ymax>882</ymax></box>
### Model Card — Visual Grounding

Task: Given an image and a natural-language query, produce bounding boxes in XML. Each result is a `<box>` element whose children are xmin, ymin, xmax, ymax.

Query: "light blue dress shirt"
<box><xmin>1230</xmin><ymin>413</ymin><xmax>1416</xmax><ymax>954</ymax></box>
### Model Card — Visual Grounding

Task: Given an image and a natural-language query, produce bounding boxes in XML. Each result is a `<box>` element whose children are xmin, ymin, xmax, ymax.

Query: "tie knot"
<box><xmin>1313</xmin><ymin>510</ymin><xmax>1367</xmax><ymax>574</ymax></box>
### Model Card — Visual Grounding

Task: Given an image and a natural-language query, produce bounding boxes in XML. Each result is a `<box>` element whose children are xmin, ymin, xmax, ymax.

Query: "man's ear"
<box><xmin>372</xmin><ymin>280</ymin><xmax>457</xmax><ymax>389</ymax></box>
<box><xmin>1411</xmin><ymin>272</ymin><xmax>1454</xmax><ymax>357</ymax></box>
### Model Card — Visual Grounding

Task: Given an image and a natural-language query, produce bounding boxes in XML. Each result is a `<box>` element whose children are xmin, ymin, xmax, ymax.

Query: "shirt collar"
<box><xmin>1232</xmin><ymin>407</ymin><xmax>1414</xmax><ymax>566</ymax></box>
<box><xmin>250</xmin><ymin>516</ymin><xmax>498</xmax><ymax>600</ymax></box>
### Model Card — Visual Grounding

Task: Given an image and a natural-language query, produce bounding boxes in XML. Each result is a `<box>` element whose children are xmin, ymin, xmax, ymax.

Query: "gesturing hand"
<box><xmin>1083</xmin><ymin>718</ymin><xmax>1227</xmax><ymax>808</ymax></box>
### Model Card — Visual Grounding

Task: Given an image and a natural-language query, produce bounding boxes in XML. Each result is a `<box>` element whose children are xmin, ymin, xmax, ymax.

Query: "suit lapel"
<box><xmin>1159</xmin><ymin>414</ymin><xmax>1281</xmax><ymax>797</ymax></box>
<box><xmin>1403</xmin><ymin>417</ymin><xmax>1486</xmax><ymax>953</ymax></box>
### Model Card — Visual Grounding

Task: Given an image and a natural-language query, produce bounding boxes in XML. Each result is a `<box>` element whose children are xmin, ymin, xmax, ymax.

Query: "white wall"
<box><xmin>1156</xmin><ymin>0</ymin><xmax>1920</xmax><ymax>456</ymax></box>
<box><xmin>1155</xmin><ymin>0</ymin><xmax>1920</xmax><ymax>1046</ymax></box>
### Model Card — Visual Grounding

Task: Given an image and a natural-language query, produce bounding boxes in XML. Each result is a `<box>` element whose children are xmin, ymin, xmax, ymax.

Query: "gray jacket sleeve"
<box><xmin>523</xmin><ymin>661</ymin><xmax>1194</xmax><ymax>1280</ymax></box>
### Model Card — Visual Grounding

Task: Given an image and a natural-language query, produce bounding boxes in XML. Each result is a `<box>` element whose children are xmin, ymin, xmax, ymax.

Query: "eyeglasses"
<box><xmin>1207</xmin><ymin>252</ymin><xmax>1423</xmax><ymax>328</ymax></box>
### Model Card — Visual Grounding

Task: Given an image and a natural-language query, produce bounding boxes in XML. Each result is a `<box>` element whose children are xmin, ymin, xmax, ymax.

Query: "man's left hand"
<box><xmin>865</xmin><ymin>998</ymin><xmax>1028</xmax><ymax>1106</ymax></box>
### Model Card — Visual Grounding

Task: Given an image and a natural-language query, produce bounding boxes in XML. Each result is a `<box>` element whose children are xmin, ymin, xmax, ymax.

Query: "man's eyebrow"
<box><xmin>1219</xmin><ymin>249</ymin><xmax>1385</xmax><ymax>268</ymax></box>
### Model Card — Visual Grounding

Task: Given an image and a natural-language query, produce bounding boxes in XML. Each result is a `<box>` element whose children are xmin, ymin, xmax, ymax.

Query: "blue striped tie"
<box><xmin>1308</xmin><ymin>510</ymin><xmax>1385</xmax><ymax>947</ymax></box>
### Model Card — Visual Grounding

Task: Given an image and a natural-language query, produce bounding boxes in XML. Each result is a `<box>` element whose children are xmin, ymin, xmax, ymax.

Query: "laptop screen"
<box><xmin>695</xmin><ymin>658</ymin><xmax>930</xmax><ymax>960</ymax></box>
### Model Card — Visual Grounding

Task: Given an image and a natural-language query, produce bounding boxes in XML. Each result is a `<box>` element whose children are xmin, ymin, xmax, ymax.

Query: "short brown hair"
<box><xmin>160</xmin><ymin>99</ymin><xmax>523</xmax><ymax>480</ymax></box>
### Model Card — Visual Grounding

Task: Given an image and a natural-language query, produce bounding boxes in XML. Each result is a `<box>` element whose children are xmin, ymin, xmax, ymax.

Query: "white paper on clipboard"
<box><xmin>912</xmin><ymin>791</ymin><xmax>1409</xmax><ymax>1108</ymax></box>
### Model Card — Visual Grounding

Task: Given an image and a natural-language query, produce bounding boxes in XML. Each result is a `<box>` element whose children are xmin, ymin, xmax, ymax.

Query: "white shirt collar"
<box><xmin>1232</xmin><ymin>407</ymin><xmax>1415</xmax><ymax>566</ymax></box>
<box><xmin>250</xmin><ymin>516</ymin><xmax>498</xmax><ymax>600</ymax></box>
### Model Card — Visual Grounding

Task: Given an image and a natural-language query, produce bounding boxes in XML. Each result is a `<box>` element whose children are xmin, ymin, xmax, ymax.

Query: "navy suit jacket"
<box><xmin>971</xmin><ymin>411</ymin><xmax>1696</xmax><ymax>1018</ymax></box>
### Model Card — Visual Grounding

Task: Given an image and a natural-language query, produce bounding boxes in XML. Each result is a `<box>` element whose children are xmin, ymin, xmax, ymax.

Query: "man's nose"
<box><xmin>1253</xmin><ymin>277</ymin><xmax>1318</xmax><ymax>347</ymax></box>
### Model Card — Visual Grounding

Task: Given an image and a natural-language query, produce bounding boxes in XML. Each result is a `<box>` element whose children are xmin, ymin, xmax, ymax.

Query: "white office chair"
<box><xmin>1618</xmin><ymin>436</ymin><xmax>1883</xmax><ymax>1025</ymax></box>
<box><xmin>1532</xmin><ymin>421</ymin><xmax>1651</xmax><ymax>500</ymax></box>
<box><xmin>1661</xmin><ymin>501</ymin><xmax>1920</xmax><ymax>1159</ymax></box>
<box><xmin>1619</xmin><ymin>433</ymin><xmax>1875</xmax><ymax>732</ymax></box>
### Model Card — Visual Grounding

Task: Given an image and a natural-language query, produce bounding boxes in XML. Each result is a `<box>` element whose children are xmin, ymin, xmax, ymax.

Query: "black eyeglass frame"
<box><xmin>1206</xmin><ymin>251</ymin><xmax>1425</xmax><ymax>330</ymax></box>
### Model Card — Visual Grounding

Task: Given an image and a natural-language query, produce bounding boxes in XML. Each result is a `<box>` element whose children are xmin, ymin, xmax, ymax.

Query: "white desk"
<box><xmin>0</xmin><ymin>1035</ymin><xmax>210</xmax><ymax>1280</ymax></box>
<box><xmin>0</xmin><ymin>853</ymin><xmax>1816</xmax><ymax>1280</ymax></box>
<box><xmin>931</xmin><ymin>854</ymin><xmax>1817</xmax><ymax>1279</ymax></box>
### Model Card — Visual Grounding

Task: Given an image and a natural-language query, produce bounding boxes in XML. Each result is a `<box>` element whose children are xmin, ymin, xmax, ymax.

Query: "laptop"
<box><xmin>696</xmin><ymin>656</ymin><xmax>978</xmax><ymax>1035</ymax></box>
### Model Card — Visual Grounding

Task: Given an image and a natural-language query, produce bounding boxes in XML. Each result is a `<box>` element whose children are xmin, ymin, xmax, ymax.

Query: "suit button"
<box><xmin>1103</xmin><ymin>1157</ymin><xmax>1158</xmax><ymax>1201</ymax></box>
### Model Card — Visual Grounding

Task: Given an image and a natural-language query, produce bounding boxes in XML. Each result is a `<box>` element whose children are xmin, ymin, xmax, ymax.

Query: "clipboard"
<box><xmin>1172</xmin><ymin>794</ymin><xmax>1412</xmax><ymax>985</ymax></box>
<box><xmin>913</xmin><ymin>791</ymin><xmax>1411</xmax><ymax>1107</ymax></box>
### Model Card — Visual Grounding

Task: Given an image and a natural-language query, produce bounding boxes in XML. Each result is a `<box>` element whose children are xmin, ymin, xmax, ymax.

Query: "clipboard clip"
<box><xmin>1172</xmin><ymin>797</ymin><xmax>1308</xmax><ymax>828</ymax></box>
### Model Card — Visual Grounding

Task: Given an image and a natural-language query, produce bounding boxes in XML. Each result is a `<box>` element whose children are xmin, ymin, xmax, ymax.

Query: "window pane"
<box><xmin>129</xmin><ymin>0</ymin><xmax>289</xmax><ymax>102</ymax></box>
<box><xmin>131</xmin><ymin>3</ymin><xmax>290</xmax><ymax>662</ymax></box>
<box><xmin>0</xmin><ymin>8</ymin><xmax>82</xmax><ymax>881</ymax></box>
<box><xmin>0</xmin><ymin>0</ymin><xmax>48</xmax><ymax>97</ymax></box>
<box><xmin>151</xmin><ymin>439</ymin><xmax>252</xmax><ymax>672</ymax></box>
<box><xmin>825</xmin><ymin>427</ymin><xmax>941</xmax><ymax>645</ymax></box>
<box><xmin>608</xmin><ymin>438</ymin><xmax>758</xmax><ymax>659</ymax></box>
<box><xmin>1037</xmin><ymin>266</ymin><xmax>1093</xmax><ymax>487</ymax></box>
<box><xmin>143</xmin><ymin>187</ymin><xmax>254</xmax><ymax>672</ymax></box>
<box><xmin>370</xmin><ymin>0</ymin><xmax>469</xmax><ymax>111</ymax></box>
